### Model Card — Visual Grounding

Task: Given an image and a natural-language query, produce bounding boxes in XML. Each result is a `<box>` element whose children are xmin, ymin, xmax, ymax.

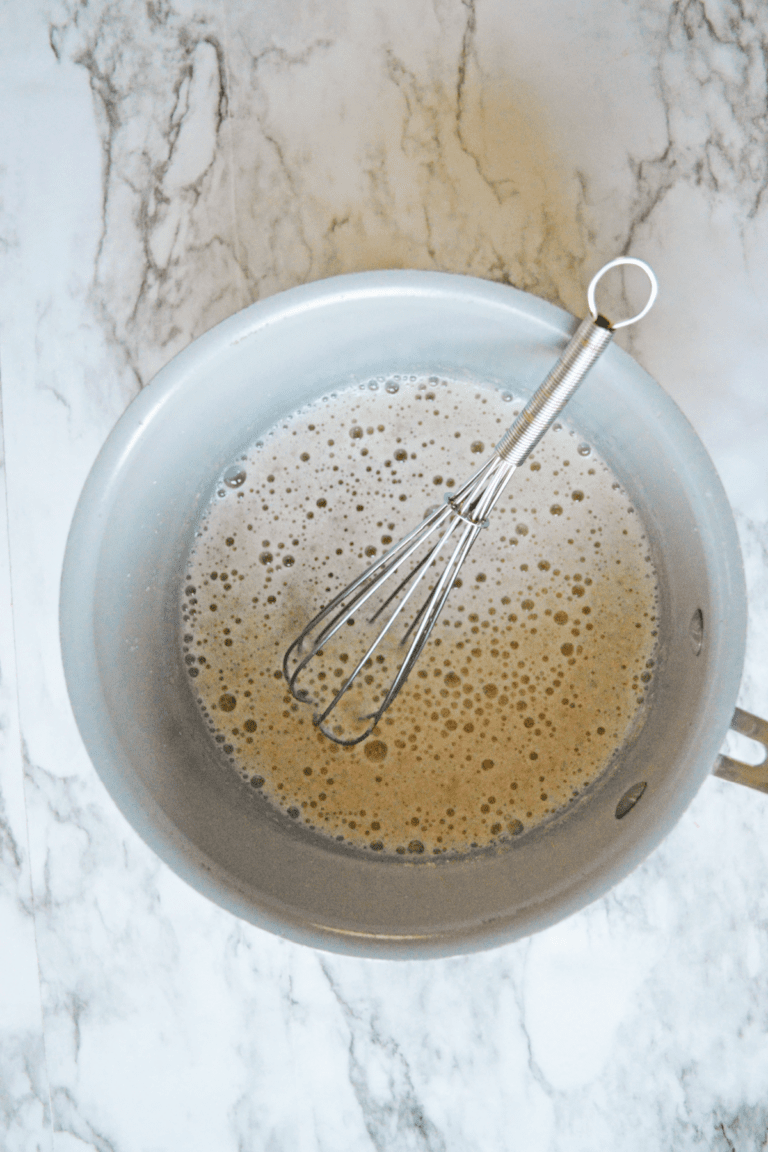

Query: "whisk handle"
<box><xmin>495</xmin><ymin>256</ymin><xmax>658</xmax><ymax>465</ymax></box>
<box><xmin>495</xmin><ymin>315</ymin><xmax>613</xmax><ymax>464</ymax></box>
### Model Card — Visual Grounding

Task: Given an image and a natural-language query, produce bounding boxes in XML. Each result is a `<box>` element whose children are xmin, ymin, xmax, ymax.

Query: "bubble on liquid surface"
<box><xmin>223</xmin><ymin>466</ymin><xmax>246</xmax><ymax>489</ymax></box>
<box><xmin>385</xmin><ymin>381</ymin><xmax>400</xmax><ymax>394</ymax></box>
<box><xmin>577</xmin><ymin>443</ymin><xmax>591</xmax><ymax>457</ymax></box>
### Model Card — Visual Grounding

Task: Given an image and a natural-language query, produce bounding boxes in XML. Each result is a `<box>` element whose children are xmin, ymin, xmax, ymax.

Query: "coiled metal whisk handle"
<box><xmin>495</xmin><ymin>257</ymin><xmax>657</xmax><ymax>466</ymax></box>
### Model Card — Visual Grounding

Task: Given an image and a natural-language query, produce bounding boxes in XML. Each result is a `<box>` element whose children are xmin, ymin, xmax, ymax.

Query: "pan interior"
<box><xmin>180</xmin><ymin>373</ymin><xmax>661</xmax><ymax>858</ymax></box>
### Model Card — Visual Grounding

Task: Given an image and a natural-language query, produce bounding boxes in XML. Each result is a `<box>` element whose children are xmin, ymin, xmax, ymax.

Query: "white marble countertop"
<box><xmin>1</xmin><ymin>2</ymin><xmax>767</xmax><ymax>1149</ymax></box>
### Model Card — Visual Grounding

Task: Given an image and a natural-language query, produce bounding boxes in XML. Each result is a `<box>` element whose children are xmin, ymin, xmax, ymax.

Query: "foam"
<box><xmin>180</xmin><ymin>375</ymin><xmax>659</xmax><ymax>855</ymax></box>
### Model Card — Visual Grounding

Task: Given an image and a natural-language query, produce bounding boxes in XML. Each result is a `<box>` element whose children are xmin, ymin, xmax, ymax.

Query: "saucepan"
<box><xmin>59</xmin><ymin>271</ymin><xmax>768</xmax><ymax>958</ymax></box>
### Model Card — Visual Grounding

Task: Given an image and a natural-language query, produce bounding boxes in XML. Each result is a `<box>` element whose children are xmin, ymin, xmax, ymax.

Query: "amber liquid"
<box><xmin>181</xmin><ymin>375</ymin><xmax>659</xmax><ymax>855</ymax></box>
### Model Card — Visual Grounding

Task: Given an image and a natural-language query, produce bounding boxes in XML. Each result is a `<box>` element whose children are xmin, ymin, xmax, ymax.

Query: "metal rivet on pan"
<box><xmin>615</xmin><ymin>781</ymin><xmax>647</xmax><ymax>819</ymax></box>
<box><xmin>689</xmin><ymin>608</ymin><xmax>704</xmax><ymax>655</ymax></box>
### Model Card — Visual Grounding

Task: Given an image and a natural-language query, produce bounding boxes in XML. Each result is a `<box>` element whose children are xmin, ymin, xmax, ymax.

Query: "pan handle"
<box><xmin>713</xmin><ymin>707</ymin><xmax>768</xmax><ymax>795</ymax></box>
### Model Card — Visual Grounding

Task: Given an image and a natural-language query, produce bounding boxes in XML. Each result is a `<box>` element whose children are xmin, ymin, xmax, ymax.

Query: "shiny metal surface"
<box><xmin>494</xmin><ymin>315</ymin><xmax>613</xmax><ymax>462</ymax></box>
<box><xmin>586</xmin><ymin>257</ymin><xmax>658</xmax><ymax>329</ymax></box>
<box><xmin>715</xmin><ymin>707</ymin><xmax>768</xmax><ymax>794</ymax></box>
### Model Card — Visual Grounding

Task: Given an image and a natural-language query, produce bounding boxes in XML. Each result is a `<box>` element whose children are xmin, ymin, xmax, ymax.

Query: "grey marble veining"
<box><xmin>46</xmin><ymin>0</ymin><xmax>244</xmax><ymax>389</ymax></box>
<box><xmin>1</xmin><ymin>1</ymin><xmax>767</xmax><ymax>1150</ymax></box>
<box><xmin>0</xmin><ymin>387</ymin><xmax>52</xmax><ymax>1152</ymax></box>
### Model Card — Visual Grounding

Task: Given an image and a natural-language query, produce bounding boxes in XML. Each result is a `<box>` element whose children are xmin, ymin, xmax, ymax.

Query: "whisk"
<box><xmin>284</xmin><ymin>257</ymin><xmax>658</xmax><ymax>745</ymax></box>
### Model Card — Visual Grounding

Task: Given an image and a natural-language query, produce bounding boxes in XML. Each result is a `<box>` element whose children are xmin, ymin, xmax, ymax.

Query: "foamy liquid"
<box><xmin>180</xmin><ymin>375</ymin><xmax>659</xmax><ymax>855</ymax></box>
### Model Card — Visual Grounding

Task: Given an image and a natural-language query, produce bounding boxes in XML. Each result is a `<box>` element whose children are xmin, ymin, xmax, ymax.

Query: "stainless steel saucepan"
<box><xmin>60</xmin><ymin>271</ymin><xmax>768</xmax><ymax>958</ymax></box>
